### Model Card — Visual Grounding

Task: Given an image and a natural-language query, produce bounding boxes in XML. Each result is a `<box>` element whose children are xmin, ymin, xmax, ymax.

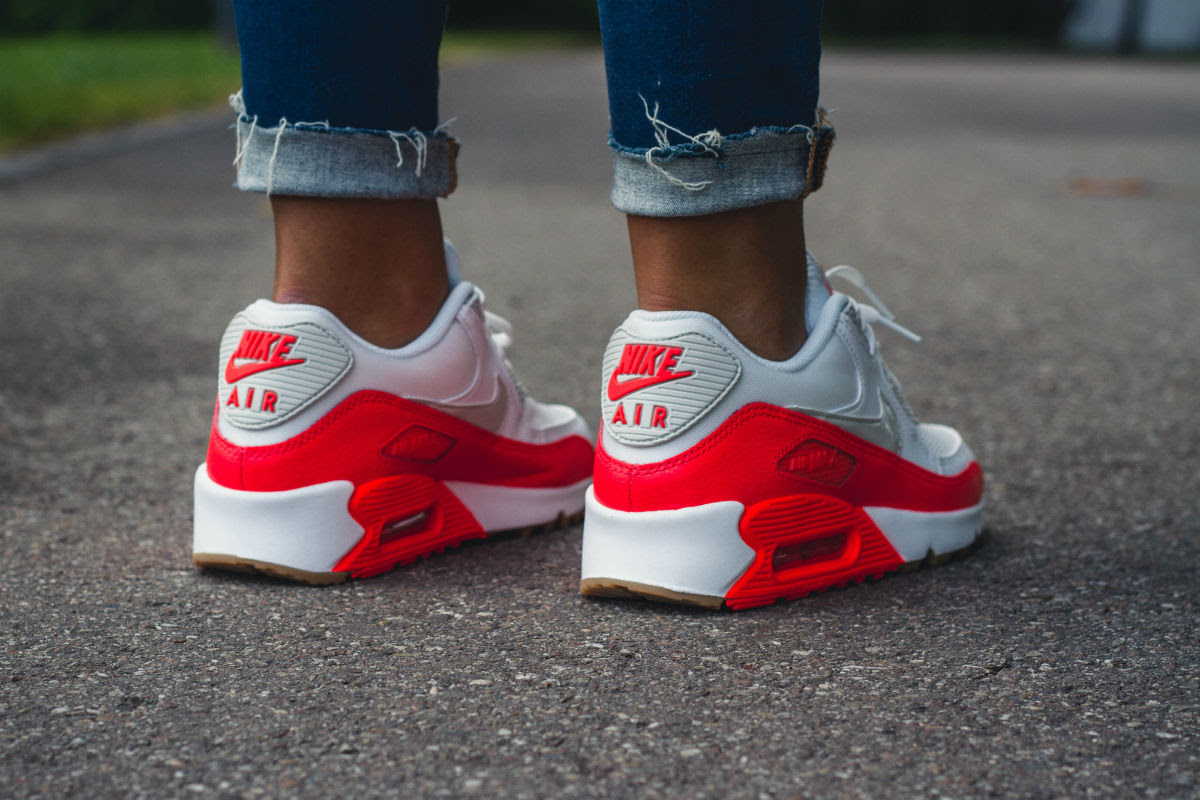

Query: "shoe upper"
<box><xmin>598</xmin><ymin>254</ymin><xmax>976</xmax><ymax>478</ymax></box>
<box><xmin>216</xmin><ymin>279</ymin><xmax>588</xmax><ymax>453</ymax></box>
<box><xmin>206</xmin><ymin>244</ymin><xmax>593</xmax><ymax>492</ymax></box>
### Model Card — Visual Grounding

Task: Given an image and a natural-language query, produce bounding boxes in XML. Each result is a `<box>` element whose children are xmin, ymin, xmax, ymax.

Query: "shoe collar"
<box><xmin>245</xmin><ymin>280</ymin><xmax>481</xmax><ymax>357</ymax></box>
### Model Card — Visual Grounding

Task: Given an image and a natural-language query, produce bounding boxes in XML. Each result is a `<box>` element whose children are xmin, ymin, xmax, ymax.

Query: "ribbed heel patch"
<box><xmin>600</xmin><ymin>329</ymin><xmax>740</xmax><ymax>446</ymax></box>
<box><xmin>218</xmin><ymin>316</ymin><xmax>352</xmax><ymax>430</ymax></box>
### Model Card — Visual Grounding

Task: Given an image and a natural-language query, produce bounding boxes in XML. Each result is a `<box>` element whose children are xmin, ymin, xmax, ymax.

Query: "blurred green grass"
<box><xmin>0</xmin><ymin>33</ymin><xmax>240</xmax><ymax>151</ymax></box>
<box><xmin>0</xmin><ymin>30</ymin><xmax>597</xmax><ymax>153</ymax></box>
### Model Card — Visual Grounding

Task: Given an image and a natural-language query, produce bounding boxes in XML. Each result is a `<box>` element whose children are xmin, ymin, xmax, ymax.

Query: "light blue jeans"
<box><xmin>231</xmin><ymin>0</ymin><xmax>833</xmax><ymax>217</ymax></box>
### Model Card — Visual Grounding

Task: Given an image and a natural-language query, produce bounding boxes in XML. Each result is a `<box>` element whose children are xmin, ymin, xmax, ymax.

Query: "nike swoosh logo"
<box><xmin>607</xmin><ymin>371</ymin><xmax>692</xmax><ymax>401</ymax></box>
<box><xmin>789</xmin><ymin>397</ymin><xmax>900</xmax><ymax>453</ymax></box>
<box><xmin>224</xmin><ymin>357</ymin><xmax>305</xmax><ymax>384</ymax></box>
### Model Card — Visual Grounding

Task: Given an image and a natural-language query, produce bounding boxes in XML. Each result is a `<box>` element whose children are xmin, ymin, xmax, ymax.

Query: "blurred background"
<box><xmin>1</xmin><ymin>3</ymin><xmax>1197</xmax><ymax>798</ymax></box>
<box><xmin>2</xmin><ymin>0</ymin><xmax>1198</xmax><ymax>153</ymax></box>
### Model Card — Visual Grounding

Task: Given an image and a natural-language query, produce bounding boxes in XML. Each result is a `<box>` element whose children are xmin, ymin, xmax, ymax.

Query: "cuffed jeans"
<box><xmin>230</xmin><ymin>0</ymin><xmax>833</xmax><ymax>217</ymax></box>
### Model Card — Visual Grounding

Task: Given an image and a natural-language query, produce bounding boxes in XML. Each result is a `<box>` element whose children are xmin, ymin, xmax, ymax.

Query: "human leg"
<box><xmin>232</xmin><ymin>0</ymin><xmax>453</xmax><ymax>348</ymax></box>
<box><xmin>193</xmin><ymin>0</ymin><xmax>593</xmax><ymax>583</ymax></box>
<box><xmin>627</xmin><ymin>201</ymin><xmax>809</xmax><ymax>361</ymax></box>
<box><xmin>598</xmin><ymin>0</ymin><xmax>828</xmax><ymax>359</ymax></box>
<box><xmin>270</xmin><ymin>197</ymin><xmax>447</xmax><ymax>348</ymax></box>
<box><xmin>581</xmin><ymin>1</ymin><xmax>983</xmax><ymax>608</ymax></box>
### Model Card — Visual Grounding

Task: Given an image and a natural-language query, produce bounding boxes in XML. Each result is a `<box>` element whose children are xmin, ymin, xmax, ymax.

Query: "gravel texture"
<box><xmin>1</xmin><ymin>50</ymin><xmax>1197</xmax><ymax>799</ymax></box>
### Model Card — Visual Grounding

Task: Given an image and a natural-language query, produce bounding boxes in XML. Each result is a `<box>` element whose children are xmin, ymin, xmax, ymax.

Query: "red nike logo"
<box><xmin>224</xmin><ymin>329</ymin><xmax>305</xmax><ymax>383</ymax></box>
<box><xmin>606</xmin><ymin>343</ymin><xmax>693</xmax><ymax>401</ymax></box>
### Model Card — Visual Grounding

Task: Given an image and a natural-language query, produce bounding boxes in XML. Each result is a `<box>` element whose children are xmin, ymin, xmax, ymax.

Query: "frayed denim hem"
<box><xmin>229</xmin><ymin>90</ymin><xmax>458</xmax><ymax>199</ymax></box>
<box><xmin>608</xmin><ymin>102</ymin><xmax>834</xmax><ymax>217</ymax></box>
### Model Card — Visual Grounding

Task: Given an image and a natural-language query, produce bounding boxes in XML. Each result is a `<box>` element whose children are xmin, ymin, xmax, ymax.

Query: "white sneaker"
<box><xmin>580</xmin><ymin>254</ymin><xmax>983</xmax><ymax>609</ymax></box>
<box><xmin>193</xmin><ymin>244</ymin><xmax>593</xmax><ymax>584</ymax></box>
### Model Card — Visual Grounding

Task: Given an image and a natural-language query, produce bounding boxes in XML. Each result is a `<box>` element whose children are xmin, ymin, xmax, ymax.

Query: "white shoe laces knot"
<box><xmin>825</xmin><ymin>264</ymin><xmax>921</xmax><ymax>354</ymax></box>
<box><xmin>483</xmin><ymin>309</ymin><xmax>514</xmax><ymax>352</ymax></box>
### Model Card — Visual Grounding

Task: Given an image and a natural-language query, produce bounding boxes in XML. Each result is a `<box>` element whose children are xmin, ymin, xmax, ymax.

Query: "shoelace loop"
<box><xmin>826</xmin><ymin>264</ymin><xmax>922</xmax><ymax>349</ymax></box>
<box><xmin>484</xmin><ymin>309</ymin><xmax>514</xmax><ymax>352</ymax></box>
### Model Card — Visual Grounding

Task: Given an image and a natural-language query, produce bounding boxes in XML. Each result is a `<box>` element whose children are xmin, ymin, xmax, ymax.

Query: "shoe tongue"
<box><xmin>804</xmin><ymin>252</ymin><xmax>833</xmax><ymax>331</ymax></box>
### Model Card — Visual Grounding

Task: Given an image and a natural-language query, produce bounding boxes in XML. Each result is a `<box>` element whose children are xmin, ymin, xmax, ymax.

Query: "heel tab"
<box><xmin>217</xmin><ymin>313</ymin><xmax>352</xmax><ymax>431</ymax></box>
<box><xmin>600</xmin><ymin>325</ymin><xmax>741</xmax><ymax>448</ymax></box>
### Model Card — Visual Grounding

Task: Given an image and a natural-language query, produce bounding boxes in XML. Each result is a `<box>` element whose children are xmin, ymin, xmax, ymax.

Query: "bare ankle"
<box><xmin>627</xmin><ymin>200</ymin><xmax>809</xmax><ymax>360</ymax></box>
<box><xmin>270</xmin><ymin>195</ymin><xmax>449</xmax><ymax>348</ymax></box>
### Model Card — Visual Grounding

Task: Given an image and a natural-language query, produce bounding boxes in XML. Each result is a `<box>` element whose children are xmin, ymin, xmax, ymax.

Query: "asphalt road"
<box><xmin>1</xmin><ymin>50</ymin><xmax>1198</xmax><ymax>799</ymax></box>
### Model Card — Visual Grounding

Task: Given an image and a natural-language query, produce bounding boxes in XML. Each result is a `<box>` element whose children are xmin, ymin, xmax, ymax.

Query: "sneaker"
<box><xmin>193</xmin><ymin>244</ymin><xmax>594</xmax><ymax>584</ymax></box>
<box><xmin>580</xmin><ymin>254</ymin><xmax>984</xmax><ymax>610</ymax></box>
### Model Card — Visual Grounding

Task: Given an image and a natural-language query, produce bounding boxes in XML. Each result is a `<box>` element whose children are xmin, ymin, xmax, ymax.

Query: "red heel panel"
<box><xmin>335</xmin><ymin>474</ymin><xmax>485</xmax><ymax>579</ymax></box>
<box><xmin>725</xmin><ymin>494</ymin><xmax>904</xmax><ymax>610</ymax></box>
<box><xmin>206</xmin><ymin>409</ymin><xmax>245</xmax><ymax>489</ymax></box>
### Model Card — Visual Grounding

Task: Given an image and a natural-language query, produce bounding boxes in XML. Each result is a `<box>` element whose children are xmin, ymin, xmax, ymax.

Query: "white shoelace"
<box><xmin>826</xmin><ymin>264</ymin><xmax>921</xmax><ymax>354</ymax></box>
<box><xmin>483</xmin><ymin>309</ymin><xmax>514</xmax><ymax>351</ymax></box>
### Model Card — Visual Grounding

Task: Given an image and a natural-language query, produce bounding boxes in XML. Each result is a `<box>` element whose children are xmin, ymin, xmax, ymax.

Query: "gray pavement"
<box><xmin>1</xmin><ymin>50</ymin><xmax>1198</xmax><ymax>798</ymax></box>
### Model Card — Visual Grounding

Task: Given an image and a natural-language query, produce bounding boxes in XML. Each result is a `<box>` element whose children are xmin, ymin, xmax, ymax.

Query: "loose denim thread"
<box><xmin>229</xmin><ymin>86</ymin><xmax>458</xmax><ymax>192</ymax></box>
<box><xmin>811</xmin><ymin>106</ymin><xmax>835</xmax><ymax>143</ymax></box>
<box><xmin>639</xmin><ymin>94</ymin><xmax>723</xmax><ymax>192</ymax></box>
<box><xmin>388</xmin><ymin>130</ymin><xmax>430</xmax><ymax>178</ymax></box>
<box><xmin>230</xmin><ymin>91</ymin><xmax>256</xmax><ymax>167</ymax></box>
<box><xmin>268</xmin><ymin>119</ymin><xmax>337</xmax><ymax>193</ymax></box>
<box><xmin>266</xmin><ymin>117</ymin><xmax>287</xmax><ymax>194</ymax></box>
<box><xmin>233</xmin><ymin>115</ymin><xmax>258</xmax><ymax>166</ymax></box>
<box><xmin>388</xmin><ymin>118</ymin><xmax>456</xmax><ymax>178</ymax></box>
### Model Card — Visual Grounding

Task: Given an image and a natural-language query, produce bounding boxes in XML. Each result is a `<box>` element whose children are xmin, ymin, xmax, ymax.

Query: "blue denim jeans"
<box><xmin>231</xmin><ymin>0</ymin><xmax>833</xmax><ymax>217</ymax></box>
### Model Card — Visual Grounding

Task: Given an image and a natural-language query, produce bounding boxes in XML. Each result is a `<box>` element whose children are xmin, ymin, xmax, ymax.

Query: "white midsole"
<box><xmin>864</xmin><ymin>503</ymin><xmax>984</xmax><ymax>562</ymax></box>
<box><xmin>445</xmin><ymin>478</ymin><xmax>591</xmax><ymax>532</ymax></box>
<box><xmin>580</xmin><ymin>488</ymin><xmax>754</xmax><ymax>598</ymax></box>
<box><xmin>193</xmin><ymin>465</ymin><xmax>591</xmax><ymax>573</ymax></box>
<box><xmin>580</xmin><ymin>488</ymin><xmax>984</xmax><ymax>599</ymax></box>
<box><xmin>193</xmin><ymin>467</ymin><xmax>360</xmax><ymax>573</ymax></box>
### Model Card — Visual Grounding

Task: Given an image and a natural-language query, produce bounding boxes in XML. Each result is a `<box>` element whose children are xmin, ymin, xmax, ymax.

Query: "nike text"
<box><xmin>225</xmin><ymin>385</ymin><xmax>279</xmax><ymax>412</ymax></box>
<box><xmin>225</xmin><ymin>330</ymin><xmax>305</xmax><ymax>383</ymax></box>
<box><xmin>606</xmin><ymin>344</ymin><xmax>693</xmax><ymax>401</ymax></box>
<box><xmin>611</xmin><ymin>402</ymin><xmax>669</xmax><ymax>429</ymax></box>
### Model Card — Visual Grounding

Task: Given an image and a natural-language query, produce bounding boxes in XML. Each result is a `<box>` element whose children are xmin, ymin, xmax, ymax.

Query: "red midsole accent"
<box><xmin>207</xmin><ymin>390</ymin><xmax>594</xmax><ymax>492</ymax></box>
<box><xmin>593</xmin><ymin>403</ymin><xmax>982</xmax><ymax>513</ymax></box>
<box><xmin>335</xmin><ymin>474</ymin><xmax>485</xmax><ymax>578</ymax></box>
<box><xmin>725</xmin><ymin>493</ymin><xmax>905</xmax><ymax>610</ymax></box>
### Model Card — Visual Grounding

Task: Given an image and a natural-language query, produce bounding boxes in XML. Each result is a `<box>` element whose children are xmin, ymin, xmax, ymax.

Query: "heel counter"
<box><xmin>206</xmin><ymin>305</ymin><xmax>352</xmax><ymax>490</ymax></box>
<box><xmin>599</xmin><ymin>322</ymin><xmax>741</xmax><ymax>450</ymax></box>
<box><xmin>217</xmin><ymin>310</ymin><xmax>352</xmax><ymax>432</ymax></box>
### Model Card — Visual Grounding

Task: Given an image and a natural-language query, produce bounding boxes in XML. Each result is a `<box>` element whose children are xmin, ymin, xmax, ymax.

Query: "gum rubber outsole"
<box><xmin>577</xmin><ymin>578</ymin><xmax>727</xmax><ymax>610</ymax></box>
<box><xmin>194</xmin><ymin>509</ymin><xmax>584</xmax><ymax>586</ymax></box>
<box><xmin>578</xmin><ymin>533</ymin><xmax>983</xmax><ymax>611</ymax></box>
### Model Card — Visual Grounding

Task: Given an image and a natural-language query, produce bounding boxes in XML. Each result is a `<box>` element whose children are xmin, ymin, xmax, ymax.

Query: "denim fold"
<box><xmin>231</xmin><ymin>104</ymin><xmax>458</xmax><ymax>199</ymax></box>
<box><xmin>609</xmin><ymin>117</ymin><xmax>834</xmax><ymax>217</ymax></box>
<box><xmin>598</xmin><ymin>0</ymin><xmax>827</xmax><ymax>216</ymax></box>
<box><xmin>228</xmin><ymin>0</ymin><xmax>830</xmax><ymax>213</ymax></box>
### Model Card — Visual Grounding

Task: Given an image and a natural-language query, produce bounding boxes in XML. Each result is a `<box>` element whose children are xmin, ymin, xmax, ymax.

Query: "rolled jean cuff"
<box><xmin>609</xmin><ymin>113</ymin><xmax>834</xmax><ymax>217</ymax></box>
<box><xmin>230</xmin><ymin>99</ymin><xmax>458</xmax><ymax>199</ymax></box>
